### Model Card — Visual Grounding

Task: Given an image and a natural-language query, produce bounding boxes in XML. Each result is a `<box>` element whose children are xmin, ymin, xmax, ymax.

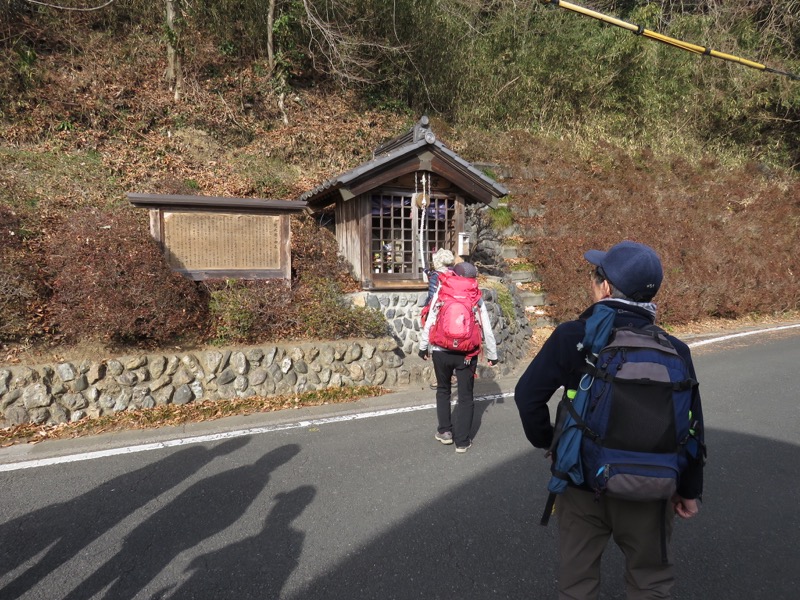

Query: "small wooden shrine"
<box><xmin>300</xmin><ymin>116</ymin><xmax>508</xmax><ymax>290</ymax></box>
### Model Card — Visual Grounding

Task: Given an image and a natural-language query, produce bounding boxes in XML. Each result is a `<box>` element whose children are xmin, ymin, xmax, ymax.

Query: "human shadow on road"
<box><xmin>469</xmin><ymin>371</ymin><xmax>507</xmax><ymax>442</ymax></box>
<box><xmin>61</xmin><ymin>443</ymin><xmax>301</xmax><ymax>600</ymax></box>
<box><xmin>163</xmin><ymin>484</ymin><xmax>316</xmax><ymax>600</ymax></box>
<box><xmin>281</xmin><ymin>428</ymin><xmax>799</xmax><ymax>600</ymax></box>
<box><xmin>0</xmin><ymin>437</ymin><xmax>250</xmax><ymax>600</ymax></box>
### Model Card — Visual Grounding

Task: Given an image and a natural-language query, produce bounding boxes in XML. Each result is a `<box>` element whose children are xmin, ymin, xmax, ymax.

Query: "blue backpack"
<box><xmin>579</xmin><ymin>326</ymin><xmax>699</xmax><ymax>501</ymax></box>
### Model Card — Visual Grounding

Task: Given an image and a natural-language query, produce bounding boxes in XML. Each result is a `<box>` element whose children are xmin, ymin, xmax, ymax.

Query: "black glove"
<box><xmin>488</xmin><ymin>358</ymin><xmax>498</xmax><ymax>366</ymax></box>
<box><xmin>418</xmin><ymin>349</ymin><xmax>429</xmax><ymax>360</ymax></box>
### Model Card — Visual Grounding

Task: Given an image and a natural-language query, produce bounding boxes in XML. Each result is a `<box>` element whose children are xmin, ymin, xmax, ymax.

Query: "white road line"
<box><xmin>0</xmin><ymin>393</ymin><xmax>515</xmax><ymax>472</ymax></box>
<box><xmin>4</xmin><ymin>322</ymin><xmax>799</xmax><ymax>473</ymax></box>
<box><xmin>687</xmin><ymin>323</ymin><xmax>800</xmax><ymax>347</ymax></box>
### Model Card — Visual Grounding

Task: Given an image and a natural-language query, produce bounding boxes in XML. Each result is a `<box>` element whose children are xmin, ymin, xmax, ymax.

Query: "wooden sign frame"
<box><xmin>128</xmin><ymin>193</ymin><xmax>307</xmax><ymax>281</ymax></box>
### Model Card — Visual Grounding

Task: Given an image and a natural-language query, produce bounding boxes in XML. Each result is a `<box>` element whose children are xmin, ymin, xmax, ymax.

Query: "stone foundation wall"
<box><xmin>353</xmin><ymin>281</ymin><xmax>532</xmax><ymax>377</ymax></box>
<box><xmin>0</xmin><ymin>337</ymin><xmax>419</xmax><ymax>428</ymax></box>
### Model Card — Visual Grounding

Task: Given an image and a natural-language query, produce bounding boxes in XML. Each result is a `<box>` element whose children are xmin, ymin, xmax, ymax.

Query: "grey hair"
<box><xmin>432</xmin><ymin>248</ymin><xmax>455</xmax><ymax>271</ymax></box>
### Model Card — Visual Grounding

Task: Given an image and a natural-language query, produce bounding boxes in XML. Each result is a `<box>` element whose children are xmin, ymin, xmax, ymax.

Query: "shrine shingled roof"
<box><xmin>299</xmin><ymin>116</ymin><xmax>509</xmax><ymax>208</ymax></box>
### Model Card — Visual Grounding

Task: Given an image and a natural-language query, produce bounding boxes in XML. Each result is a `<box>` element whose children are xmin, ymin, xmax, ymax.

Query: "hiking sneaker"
<box><xmin>455</xmin><ymin>443</ymin><xmax>472</xmax><ymax>454</ymax></box>
<box><xmin>435</xmin><ymin>431</ymin><xmax>454</xmax><ymax>445</ymax></box>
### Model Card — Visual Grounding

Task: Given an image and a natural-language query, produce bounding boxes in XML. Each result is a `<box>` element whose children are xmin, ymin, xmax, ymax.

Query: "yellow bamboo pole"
<box><xmin>544</xmin><ymin>0</ymin><xmax>799</xmax><ymax>80</ymax></box>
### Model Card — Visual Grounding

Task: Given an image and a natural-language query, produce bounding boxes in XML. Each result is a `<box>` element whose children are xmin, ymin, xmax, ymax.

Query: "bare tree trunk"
<box><xmin>277</xmin><ymin>91</ymin><xmax>289</xmax><ymax>125</ymax></box>
<box><xmin>165</xmin><ymin>0</ymin><xmax>183</xmax><ymax>101</ymax></box>
<box><xmin>267</xmin><ymin>0</ymin><xmax>276</xmax><ymax>74</ymax></box>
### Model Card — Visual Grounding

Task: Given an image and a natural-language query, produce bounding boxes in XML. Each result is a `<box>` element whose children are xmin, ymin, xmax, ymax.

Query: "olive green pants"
<box><xmin>555</xmin><ymin>487</ymin><xmax>675</xmax><ymax>600</ymax></box>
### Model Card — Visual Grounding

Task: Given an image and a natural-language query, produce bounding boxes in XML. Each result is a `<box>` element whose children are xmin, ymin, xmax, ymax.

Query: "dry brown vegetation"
<box><xmin>0</xmin><ymin>384</ymin><xmax>389</xmax><ymax>446</ymax></box>
<box><xmin>44</xmin><ymin>208</ymin><xmax>209</xmax><ymax>346</ymax></box>
<box><xmin>485</xmin><ymin>137</ymin><xmax>800</xmax><ymax>325</ymax></box>
<box><xmin>1</xmin><ymin>21</ymin><xmax>411</xmax><ymax>362</ymax></box>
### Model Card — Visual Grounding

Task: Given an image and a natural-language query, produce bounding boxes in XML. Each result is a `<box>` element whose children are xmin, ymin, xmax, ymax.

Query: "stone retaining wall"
<box><xmin>353</xmin><ymin>283</ymin><xmax>532</xmax><ymax>375</ymax></box>
<box><xmin>0</xmin><ymin>337</ymin><xmax>412</xmax><ymax>427</ymax></box>
<box><xmin>0</xmin><ymin>281</ymin><xmax>532</xmax><ymax>429</ymax></box>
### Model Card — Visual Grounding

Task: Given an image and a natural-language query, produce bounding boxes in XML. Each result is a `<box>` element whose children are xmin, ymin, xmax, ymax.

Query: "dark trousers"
<box><xmin>432</xmin><ymin>350</ymin><xmax>477</xmax><ymax>447</ymax></box>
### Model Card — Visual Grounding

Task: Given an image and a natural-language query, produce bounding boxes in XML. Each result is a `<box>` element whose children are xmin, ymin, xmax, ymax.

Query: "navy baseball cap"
<box><xmin>584</xmin><ymin>241</ymin><xmax>663</xmax><ymax>302</ymax></box>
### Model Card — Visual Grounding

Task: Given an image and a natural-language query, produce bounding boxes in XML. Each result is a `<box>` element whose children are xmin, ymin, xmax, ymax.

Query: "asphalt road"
<box><xmin>1</xmin><ymin>326</ymin><xmax>799</xmax><ymax>599</ymax></box>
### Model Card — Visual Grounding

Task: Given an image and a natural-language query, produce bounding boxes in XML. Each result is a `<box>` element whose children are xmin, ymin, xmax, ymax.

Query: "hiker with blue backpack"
<box><xmin>419</xmin><ymin>261</ymin><xmax>499</xmax><ymax>453</ymax></box>
<box><xmin>514</xmin><ymin>241</ymin><xmax>706</xmax><ymax>600</ymax></box>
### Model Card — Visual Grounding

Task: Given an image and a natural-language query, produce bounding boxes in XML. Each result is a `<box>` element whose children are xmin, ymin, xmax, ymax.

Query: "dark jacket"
<box><xmin>514</xmin><ymin>300</ymin><xmax>705</xmax><ymax>499</ymax></box>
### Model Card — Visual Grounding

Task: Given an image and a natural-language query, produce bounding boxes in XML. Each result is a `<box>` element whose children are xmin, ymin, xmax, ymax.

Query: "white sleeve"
<box><xmin>420</xmin><ymin>286</ymin><xmax>441</xmax><ymax>351</ymax></box>
<box><xmin>479</xmin><ymin>301</ymin><xmax>498</xmax><ymax>361</ymax></box>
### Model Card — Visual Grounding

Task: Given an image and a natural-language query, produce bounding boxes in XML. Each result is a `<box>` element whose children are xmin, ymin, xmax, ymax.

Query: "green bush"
<box><xmin>489</xmin><ymin>205</ymin><xmax>514</xmax><ymax>231</ymax></box>
<box><xmin>366</xmin><ymin>0</ymin><xmax>800</xmax><ymax>167</ymax></box>
<box><xmin>205</xmin><ymin>278</ymin><xmax>297</xmax><ymax>344</ymax></box>
<box><xmin>292</xmin><ymin>277</ymin><xmax>387</xmax><ymax>340</ymax></box>
<box><xmin>486</xmin><ymin>280</ymin><xmax>518</xmax><ymax>333</ymax></box>
<box><xmin>205</xmin><ymin>276</ymin><xmax>386</xmax><ymax>344</ymax></box>
<box><xmin>208</xmin><ymin>280</ymin><xmax>262</xmax><ymax>345</ymax></box>
<box><xmin>289</xmin><ymin>215</ymin><xmax>387</xmax><ymax>339</ymax></box>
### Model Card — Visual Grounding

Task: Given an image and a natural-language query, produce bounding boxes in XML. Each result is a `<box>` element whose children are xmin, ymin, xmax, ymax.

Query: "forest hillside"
<box><xmin>2</xmin><ymin>0</ymin><xmax>799</xmax><ymax>365</ymax></box>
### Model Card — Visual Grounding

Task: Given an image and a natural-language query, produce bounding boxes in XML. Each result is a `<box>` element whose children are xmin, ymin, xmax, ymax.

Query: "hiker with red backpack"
<box><xmin>421</xmin><ymin>247</ymin><xmax>457</xmax><ymax>389</ymax></box>
<box><xmin>419</xmin><ymin>261</ymin><xmax>499</xmax><ymax>453</ymax></box>
<box><xmin>514</xmin><ymin>241</ymin><xmax>706</xmax><ymax>599</ymax></box>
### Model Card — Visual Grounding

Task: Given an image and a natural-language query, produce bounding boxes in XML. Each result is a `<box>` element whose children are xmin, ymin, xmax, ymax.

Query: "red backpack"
<box><xmin>429</xmin><ymin>271</ymin><xmax>483</xmax><ymax>355</ymax></box>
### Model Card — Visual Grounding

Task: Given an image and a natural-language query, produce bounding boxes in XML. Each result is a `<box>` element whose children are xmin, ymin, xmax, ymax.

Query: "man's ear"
<box><xmin>600</xmin><ymin>279</ymin><xmax>612</xmax><ymax>299</ymax></box>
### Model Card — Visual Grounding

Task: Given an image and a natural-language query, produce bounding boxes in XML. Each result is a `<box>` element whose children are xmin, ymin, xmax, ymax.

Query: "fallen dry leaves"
<box><xmin>0</xmin><ymin>385</ymin><xmax>389</xmax><ymax>447</ymax></box>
